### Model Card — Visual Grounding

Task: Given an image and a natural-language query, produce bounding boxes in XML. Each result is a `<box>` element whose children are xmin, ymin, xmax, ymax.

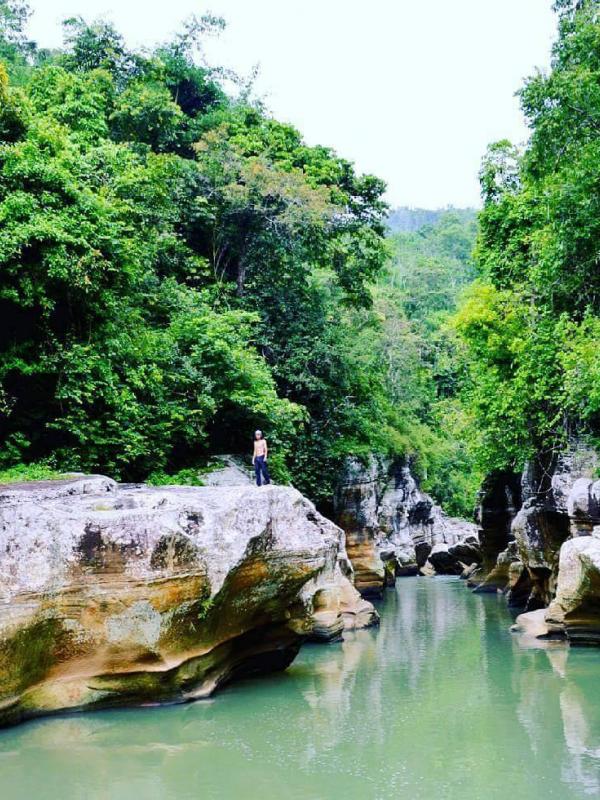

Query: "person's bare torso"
<box><xmin>253</xmin><ymin>439</ymin><xmax>267</xmax><ymax>458</ymax></box>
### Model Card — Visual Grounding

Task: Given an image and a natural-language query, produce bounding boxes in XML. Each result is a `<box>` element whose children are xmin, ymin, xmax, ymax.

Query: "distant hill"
<box><xmin>386</xmin><ymin>206</ymin><xmax>477</xmax><ymax>234</ymax></box>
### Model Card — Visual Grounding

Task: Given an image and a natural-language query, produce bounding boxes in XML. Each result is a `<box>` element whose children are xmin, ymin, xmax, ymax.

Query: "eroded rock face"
<box><xmin>480</xmin><ymin>441</ymin><xmax>600</xmax><ymax>646</ymax></box>
<box><xmin>426</xmin><ymin>537</ymin><xmax>482</xmax><ymax>576</ymax></box>
<box><xmin>511</xmin><ymin>503</ymin><xmax>570</xmax><ymax>607</ymax></box>
<box><xmin>512</xmin><ymin>532</ymin><xmax>600</xmax><ymax>645</ymax></box>
<box><xmin>568</xmin><ymin>478</ymin><xmax>600</xmax><ymax>537</ymax></box>
<box><xmin>545</xmin><ymin>534</ymin><xmax>600</xmax><ymax>644</ymax></box>
<box><xmin>470</xmin><ymin>471</ymin><xmax>522</xmax><ymax>592</ymax></box>
<box><xmin>0</xmin><ymin>476</ymin><xmax>376</xmax><ymax>727</ymax></box>
<box><xmin>334</xmin><ymin>456</ymin><xmax>478</xmax><ymax>594</ymax></box>
<box><xmin>473</xmin><ymin>442</ymin><xmax>599</xmax><ymax>609</ymax></box>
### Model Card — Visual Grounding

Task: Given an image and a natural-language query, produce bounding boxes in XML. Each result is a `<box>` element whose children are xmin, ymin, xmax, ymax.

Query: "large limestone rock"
<box><xmin>510</xmin><ymin>502</ymin><xmax>570</xmax><ymax>607</ymax></box>
<box><xmin>426</xmin><ymin>537</ymin><xmax>481</xmax><ymax>576</ymax></box>
<box><xmin>0</xmin><ymin>476</ymin><xmax>376</xmax><ymax>728</ymax></box>
<box><xmin>511</xmin><ymin>447</ymin><xmax>598</xmax><ymax>606</ymax></box>
<box><xmin>307</xmin><ymin>578</ymin><xmax>379</xmax><ymax>641</ymax></box>
<box><xmin>512</xmin><ymin>532</ymin><xmax>600</xmax><ymax>646</ymax></box>
<box><xmin>467</xmin><ymin>441</ymin><xmax>600</xmax><ymax>643</ymax></box>
<box><xmin>473</xmin><ymin>441</ymin><xmax>599</xmax><ymax>608</ymax></box>
<box><xmin>545</xmin><ymin>534</ymin><xmax>600</xmax><ymax>644</ymax></box>
<box><xmin>568</xmin><ymin>478</ymin><xmax>600</xmax><ymax>537</ymax></box>
<box><xmin>334</xmin><ymin>456</ymin><xmax>478</xmax><ymax>594</ymax></box>
<box><xmin>334</xmin><ymin>457</ymin><xmax>385</xmax><ymax>595</ymax></box>
<box><xmin>496</xmin><ymin>446</ymin><xmax>600</xmax><ymax>645</ymax></box>
<box><xmin>550</xmin><ymin>446</ymin><xmax>600</xmax><ymax>515</ymax></box>
<box><xmin>511</xmin><ymin>607</ymin><xmax>553</xmax><ymax>642</ymax></box>
<box><xmin>426</xmin><ymin>544</ymin><xmax>464</xmax><ymax>576</ymax></box>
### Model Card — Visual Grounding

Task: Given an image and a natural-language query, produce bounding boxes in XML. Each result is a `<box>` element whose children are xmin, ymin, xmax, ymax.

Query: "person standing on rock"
<box><xmin>252</xmin><ymin>430</ymin><xmax>271</xmax><ymax>487</ymax></box>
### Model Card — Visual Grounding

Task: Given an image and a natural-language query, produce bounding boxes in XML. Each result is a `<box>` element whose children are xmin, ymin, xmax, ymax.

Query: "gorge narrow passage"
<box><xmin>3</xmin><ymin>577</ymin><xmax>600</xmax><ymax>800</ymax></box>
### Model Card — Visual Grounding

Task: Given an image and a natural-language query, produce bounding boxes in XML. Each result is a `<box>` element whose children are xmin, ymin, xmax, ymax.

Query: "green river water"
<box><xmin>2</xmin><ymin>576</ymin><xmax>600</xmax><ymax>800</ymax></box>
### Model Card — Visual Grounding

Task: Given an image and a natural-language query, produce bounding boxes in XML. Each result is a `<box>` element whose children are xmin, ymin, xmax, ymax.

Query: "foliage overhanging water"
<box><xmin>2</xmin><ymin>577</ymin><xmax>600</xmax><ymax>800</ymax></box>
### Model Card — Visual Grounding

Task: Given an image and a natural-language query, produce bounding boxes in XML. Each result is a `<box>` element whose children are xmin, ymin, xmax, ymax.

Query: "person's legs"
<box><xmin>261</xmin><ymin>459</ymin><xmax>271</xmax><ymax>485</ymax></box>
<box><xmin>254</xmin><ymin>457</ymin><xmax>263</xmax><ymax>486</ymax></box>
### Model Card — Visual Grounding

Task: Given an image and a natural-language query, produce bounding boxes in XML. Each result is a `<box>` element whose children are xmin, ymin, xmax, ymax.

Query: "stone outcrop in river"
<box><xmin>472</xmin><ymin>439</ymin><xmax>600</xmax><ymax>647</ymax></box>
<box><xmin>334</xmin><ymin>456</ymin><xmax>479</xmax><ymax>595</ymax></box>
<box><xmin>545</xmin><ymin>527</ymin><xmax>600</xmax><ymax>643</ymax></box>
<box><xmin>0</xmin><ymin>475</ymin><xmax>377</xmax><ymax>728</ymax></box>
<box><xmin>512</xmin><ymin>473</ymin><xmax>600</xmax><ymax>645</ymax></box>
<box><xmin>472</xmin><ymin>441</ymin><xmax>599</xmax><ymax>612</ymax></box>
<box><xmin>513</xmin><ymin>533</ymin><xmax>600</xmax><ymax>645</ymax></box>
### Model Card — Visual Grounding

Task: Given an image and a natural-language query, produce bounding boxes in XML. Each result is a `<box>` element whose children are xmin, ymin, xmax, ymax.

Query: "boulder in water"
<box><xmin>511</xmin><ymin>608</ymin><xmax>552</xmax><ymax>641</ymax></box>
<box><xmin>545</xmin><ymin>534</ymin><xmax>600</xmax><ymax>644</ymax></box>
<box><xmin>426</xmin><ymin>544</ymin><xmax>464</xmax><ymax>576</ymax></box>
<box><xmin>334</xmin><ymin>455</ymin><xmax>478</xmax><ymax>592</ymax></box>
<box><xmin>0</xmin><ymin>476</ymin><xmax>376</xmax><ymax>728</ymax></box>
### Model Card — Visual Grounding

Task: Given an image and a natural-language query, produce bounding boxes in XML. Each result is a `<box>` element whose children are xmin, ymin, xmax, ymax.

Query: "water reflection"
<box><xmin>2</xmin><ymin>578</ymin><xmax>600</xmax><ymax>799</ymax></box>
<box><xmin>511</xmin><ymin>629</ymin><xmax>600</xmax><ymax>797</ymax></box>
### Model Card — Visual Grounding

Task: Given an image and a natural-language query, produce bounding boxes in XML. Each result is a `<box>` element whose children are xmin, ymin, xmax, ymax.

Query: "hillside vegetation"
<box><xmin>5</xmin><ymin>0</ymin><xmax>592</xmax><ymax>517</ymax></box>
<box><xmin>382</xmin><ymin>210</ymin><xmax>481</xmax><ymax>515</ymax></box>
<box><xmin>455</xmin><ymin>0</ymin><xmax>600</xmax><ymax>480</ymax></box>
<box><xmin>0</xmin><ymin>3</ymin><xmax>480</xmax><ymax>513</ymax></box>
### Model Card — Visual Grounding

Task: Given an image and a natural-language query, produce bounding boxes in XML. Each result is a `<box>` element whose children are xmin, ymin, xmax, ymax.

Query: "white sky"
<box><xmin>27</xmin><ymin>1</ymin><xmax>557</xmax><ymax>209</ymax></box>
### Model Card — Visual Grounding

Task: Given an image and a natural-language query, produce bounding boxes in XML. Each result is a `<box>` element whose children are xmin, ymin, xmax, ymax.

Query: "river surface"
<box><xmin>2</xmin><ymin>577</ymin><xmax>600</xmax><ymax>800</ymax></box>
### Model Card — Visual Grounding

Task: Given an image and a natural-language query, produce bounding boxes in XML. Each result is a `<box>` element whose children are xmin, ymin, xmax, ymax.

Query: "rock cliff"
<box><xmin>474</xmin><ymin>440</ymin><xmax>600</xmax><ymax>647</ymax></box>
<box><xmin>334</xmin><ymin>456</ymin><xmax>478</xmax><ymax>595</ymax></box>
<box><xmin>473</xmin><ymin>441</ymin><xmax>599</xmax><ymax>611</ymax></box>
<box><xmin>469</xmin><ymin>470</ymin><xmax>522</xmax><ymax>593</ymax></box>
<box><xmin>511</xmin><ymin>472</ymin><xmax>600</xmax><ymax>645</ymax></box>
<box><xmin>0</xmin><ymin>476</ymin><xmax>376</xmax><ymax>728</ymax></box>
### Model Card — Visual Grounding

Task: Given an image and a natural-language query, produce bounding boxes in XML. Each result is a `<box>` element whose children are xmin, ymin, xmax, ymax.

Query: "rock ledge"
<box><xmin>0</xmin><ymin>476</ymin><xmax>376</xmax><ymax>727</ymax></box>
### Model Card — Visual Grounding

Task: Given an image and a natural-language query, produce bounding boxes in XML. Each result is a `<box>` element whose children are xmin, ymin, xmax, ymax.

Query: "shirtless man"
<box><xmin>252</xmin><ymin>430</ymin><xmax>271</xmax><ymax>486</ymax></box>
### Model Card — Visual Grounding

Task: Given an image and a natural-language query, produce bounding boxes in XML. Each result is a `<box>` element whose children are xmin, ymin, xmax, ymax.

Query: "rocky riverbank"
<box><xmin>8</xmin><ymin>443</ymin><xmax>599</xmax><ymax>731</ymax></box>
<box><xmin>470</xmin><ymin>441</ymin><xmax>600</xmax><ymax>645</ymax></box>
<box><xmin>0</xmin><ymin>475</ymin><xmax>376</xmax><ymax>728</ymax></box>
<box><xmin>334</xmin><ymin>456</ymin><xmax>480</xmax><ymax>594</ymax></box>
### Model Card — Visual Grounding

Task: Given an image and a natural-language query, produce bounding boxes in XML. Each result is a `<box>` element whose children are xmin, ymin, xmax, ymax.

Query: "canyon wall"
<box><xmin>472</xmin><ymin>442</ymin><xmax>598</xmax><ymax>606</ymax></box>
<box><xmin>334</xmin><ymin>456</ymin><xmax>479</xmax><ymax>595</ymax></box>
<box><xmin>472</xmin><ymin>440</ymin><xmax>600</xmax><ymax>645</ymax></box>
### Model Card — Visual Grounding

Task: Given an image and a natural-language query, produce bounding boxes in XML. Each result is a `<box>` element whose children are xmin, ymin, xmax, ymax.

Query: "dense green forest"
<box><xmin>377</xmin><ymin>210</ymin><xmax>481</xmax><ymax>514</ymax></box>
<box><xmin>2</xmin><ymin>0</ymin><xmax>597</xmax><ymax>518</ymax></box>
<box><xmin>0</xmin><ymin>1</ymin><xmax>480</xmax><ymax>513</ymax></box>
<box><xmin>455</xmin><ymin>0</ymin><xmax>600</xmax><ymax>482</ymax></box>
<box><xmin>386</xmin><ymin>206</ymin><xmax>475</xmax><ymax>235</ymax></box>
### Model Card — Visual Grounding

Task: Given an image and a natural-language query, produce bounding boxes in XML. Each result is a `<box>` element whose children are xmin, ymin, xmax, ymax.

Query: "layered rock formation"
<box><xmin>472</xmin><ymin>441</ymin><xmax>599</xmax><ymax>612</ymax></box>
<box><xmin>512</xmin><ymin>474</ymin><xmax>600</xmax><ymax>645</ymax></box>
<box><xmin>471</xmin><ymin>440</ymin><xmax>600</xmax><ymax>647</ymax></box>
<box><xmin>334</xmin><ymin>456</ymin><xmax>478</xmax><ymax>594</ymax></box>
<box><xmin>0</xmin><ymin>476</ymin><xmax>376</xmax><ymax>728</ymax></box>
<box><xmin>545</xmin><ymin>527</ymin><xmax>600</xmax><ymax>643</ymax></box>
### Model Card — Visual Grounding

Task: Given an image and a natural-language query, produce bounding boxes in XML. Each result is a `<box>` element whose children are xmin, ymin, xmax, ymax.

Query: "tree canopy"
<box><xmin>8</xmin><ymin>1</ymin><xmax>592</xmax><ymax>518</ymax></box>
<box><xmin>0</xmin><ymin>8</ymin><xmax>414</xmax><ymax>509</ymax></box>
<box><xmin>455</xmin><ymin>0</ymin><xmax>600</xmax><ymax>480</ymax></box>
